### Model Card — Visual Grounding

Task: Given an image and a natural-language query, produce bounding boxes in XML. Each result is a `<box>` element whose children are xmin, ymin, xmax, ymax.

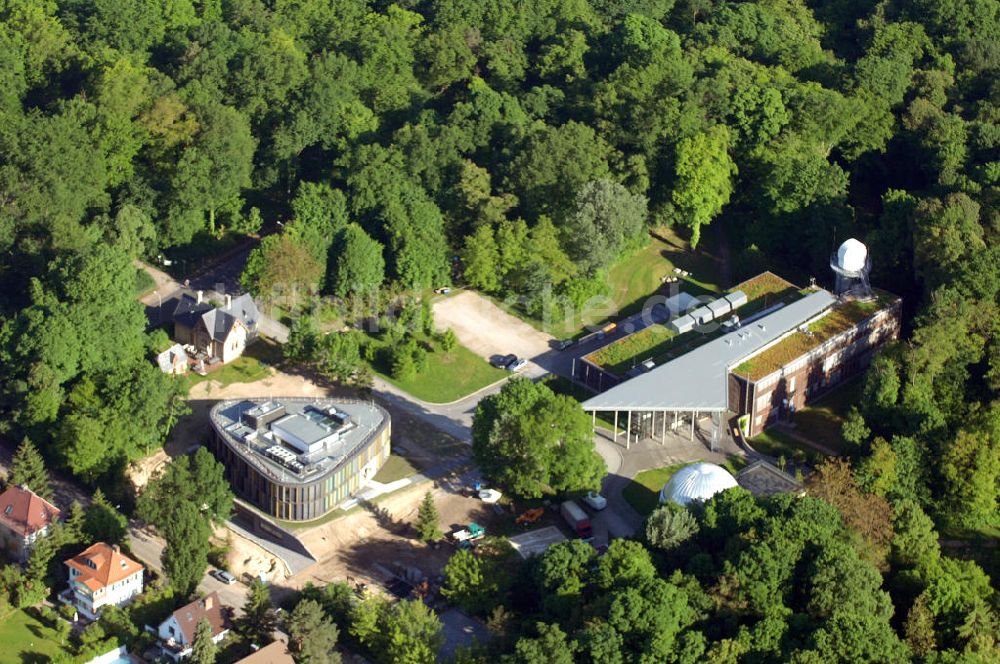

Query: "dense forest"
<box><xmin>0</xmin><ymin>0</ymin><xmax>997</xmax><ymax>660</ymax></box>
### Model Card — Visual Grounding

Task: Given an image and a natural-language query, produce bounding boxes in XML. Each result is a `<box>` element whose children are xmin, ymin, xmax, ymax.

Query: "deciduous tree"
<box><xmin>671</xmin><ymin>126</ymin><xmax>736</xmax><ymax>248</ymax></box>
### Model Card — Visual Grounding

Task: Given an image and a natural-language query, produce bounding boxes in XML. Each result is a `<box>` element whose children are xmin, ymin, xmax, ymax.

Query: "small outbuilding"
<box><xmin>659</xmin><ymin>462</ymin><xmax>739</xmax><ymax>507</ymax></box>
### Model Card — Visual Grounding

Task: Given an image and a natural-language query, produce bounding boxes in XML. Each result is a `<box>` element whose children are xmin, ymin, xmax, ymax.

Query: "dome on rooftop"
<box><xmin>659</xmin><ymin>462</ymin><xmax>738</xmax><ymax>507</ymax></box>
<box><xmin>835</xmin><ymin>238</ymin><xmax>868</xmax><ymax>274</ymax></box>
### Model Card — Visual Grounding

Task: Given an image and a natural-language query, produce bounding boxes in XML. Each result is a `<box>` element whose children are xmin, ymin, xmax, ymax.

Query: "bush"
<box><xmin>60</xmin><ymin>603</ymin><xmax>78</xmax><ymax>622</ymax></box>
<box><xmin>439</xmin><ymin>329</ymin><xmax>458</xmax><ymax>352</ymax></box>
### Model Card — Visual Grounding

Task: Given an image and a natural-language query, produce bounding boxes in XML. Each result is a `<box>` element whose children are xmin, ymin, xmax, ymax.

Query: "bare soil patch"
<box><xmin>433</xmin><ymin>291</ymin><xmax>554</xmax><ymax>362</ymax></box>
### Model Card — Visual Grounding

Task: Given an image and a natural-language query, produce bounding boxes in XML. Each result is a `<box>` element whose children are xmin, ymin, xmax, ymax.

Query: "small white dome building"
<box><xmin>659</xmin><ymin>462</ymin><xmax>738</xmax><ymax>507</ymax></box>
<box><xmin>835</xmin><ymin>238</ymin><xmax>868</xmax><ymax>274</ymax></box>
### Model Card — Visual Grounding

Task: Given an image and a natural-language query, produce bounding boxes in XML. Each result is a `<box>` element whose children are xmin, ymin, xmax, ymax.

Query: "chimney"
<box><xmin>196</xmin><ymin>290</ymin><xmax>204</xmax><ymax>304</ymax></box>
<box><xmin>111</xmin><ymin>544</ymin><xmax>120</xmax><ymax>553</ymax></box>
<box><xmin>204</xmin><ymin>595</ymin><xmax>213</xmax><ymax>610</ymax></box>
<box><xmin>225</xmin><ymin>294</ymin><xmax>232</xmax><ymax>309</ymax></box>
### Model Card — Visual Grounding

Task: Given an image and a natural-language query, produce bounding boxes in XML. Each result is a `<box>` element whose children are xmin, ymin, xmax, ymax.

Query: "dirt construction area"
<box><xmin>433</xmin><ymin>290</ymin><xmax>553</xmax><ymax>362</ymax></box>
<box><xmin>287</xmin><ymin>482</ymin><xmax>503</xmax><ymax>596</ymax></box>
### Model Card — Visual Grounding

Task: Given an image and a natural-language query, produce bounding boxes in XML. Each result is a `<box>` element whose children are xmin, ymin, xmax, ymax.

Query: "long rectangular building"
<box><xmin>581</xmin><ymin>287</ymin><xmax>900</xmax><ymax>440</ymax></box>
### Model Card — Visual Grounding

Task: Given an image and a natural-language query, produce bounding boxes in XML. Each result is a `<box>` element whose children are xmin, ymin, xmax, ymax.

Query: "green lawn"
<box><xmin>181</xmin><ymin>339</ymin><xmax>283</xmax><ymax>392</ymax></box>
<box><xmin>369</xmin><ymin>336</ymin><xmax>508</xmax><ymax>403</ymax></box>
<box><xmin>791</xmin><ymin>378</ymin><xmax>864</xmax><ymax>453</ymax></box>
<box><xmin>623</xmin><ymin>463</ymin><xmax>692</xmax><ymax>516</ymax></box>
<box><xmin>134</xmin><ymin>267</ymin><xmax>156</xmax><ymax>296</ymax></box>
<box><xmin>372</xmin><ymin>454</ymin><xmax>417</xmax><ymax>483</ymax></box>
<box><xmin>750</xmin><ymin>429</ymin><xmax>826</xmax><ymax>466</ymax></box>
<box><xmin>0</xmin><ymin>609</ymin><xmax>74</xmax><ymax>664</ymax></box>
<box><xmin>623</xmin><ymin>456</ymin><xmax>748</xmax><ymax>516</ymax></box>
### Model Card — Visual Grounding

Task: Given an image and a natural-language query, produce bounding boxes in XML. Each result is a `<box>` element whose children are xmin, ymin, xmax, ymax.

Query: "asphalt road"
<box><xmin>128</xmin><ymin>522</ymin><xmax>249</xmax><ymax>615</ymax></box>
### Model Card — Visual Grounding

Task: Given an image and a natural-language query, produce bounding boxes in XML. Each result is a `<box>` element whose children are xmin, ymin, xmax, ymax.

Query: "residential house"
<box><xmin>63</xmin><ymin>542</ymin><xmax>144</xmax><ymax>619</ymax></box>
<box><xmin>164</xmin><ymin>290</ymin><xmax>260</xmax><ymax>367</ymax></box>
<box><xmin>0</xmin><ymin>485</ymin><xmax>60</xmax><ymax>562</ymax></box>
<box><xmin>234</xmin><ymin>641</ymin><xmax>295</xmax><ymax>664</ymax></box>
<box><xmin>157</xmin><ymin>592</ymin><xmax>231</xmax><ymax>660</ymax></box>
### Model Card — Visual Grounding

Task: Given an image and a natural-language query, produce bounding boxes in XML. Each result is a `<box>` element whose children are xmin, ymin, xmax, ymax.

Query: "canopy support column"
<box><xmin>661</xmin><ymin>411</ymin><xmax>667</xmax><ymax>444</ymax></box>
<box><xmin>690</xmin><ymin>410</ymin><xmax>696</xmax><ymax>441</ymax></box>
<box><xmin>592</xmin><ymin>411</ymin><xmax>596</xmax><ymax>431</ymax></box>
<box><xmin>626</xmin><ymin>410</ymin><xmax>632</xmax><ymax>450</ymax></box>
<box><xmin>614</xmin><ymin>410</ymin><xmax>618</xmax><ymax>443</ymax></box>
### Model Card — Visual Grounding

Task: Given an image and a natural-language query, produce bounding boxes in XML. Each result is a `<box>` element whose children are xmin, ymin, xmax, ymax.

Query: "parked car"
<box><xmin>491</xmin><ymin>353</ymin><xmax>517</xmax><ymax>368</ymax></box>
<box><xmin>212</xmin><ymin>569</ymin><xmax>237</xmax><ymax>585</ymax></box>
<box><xmin>478</xmin><ymin>488</ymin><xmax>503</xmax><ymax>503</ymax></box>
<box><xmin>434</xmin><ymin>287</ymin><xmax>452</xmax><ymax>294</ymax></box>
<box><xmin>583</xmin><ymin>491</ymin><xmax>607</xmax><ymax>511</ymax></box>
<box><xmin>507</xmin><ymin>358</ymin><xmax>528</xmax><ymax>372</ymax></box>
<box><xmin>555</xmin><ymin>339</ymin><xmax>575</xmax><ymax>350</ymax></box>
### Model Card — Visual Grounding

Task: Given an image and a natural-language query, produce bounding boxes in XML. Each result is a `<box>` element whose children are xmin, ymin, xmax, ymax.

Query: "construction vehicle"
<box><xmin>516</xmin><ymin>508</ymin><xmax>544</xmax><ymax>526</ymax></box>
<box><xmin>450</xmin><ymin>522</ymin><xmax>485</xmax><ymax>544</ymax></box>
<box><xmin>560</xmin><ymin>500</ymin><xmax>593</xmax><ymax>539</ymax></box>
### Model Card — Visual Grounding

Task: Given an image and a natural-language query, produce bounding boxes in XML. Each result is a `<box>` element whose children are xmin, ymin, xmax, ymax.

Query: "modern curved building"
<box><xmin>208</xmin><ymin>398</ymin><xmax>390</xmax><ymax>521</ymax></box>
<box><xmin>659</xmin><ymin>462</ymin><xmax>738</xmax><ymax>506</ymax></box>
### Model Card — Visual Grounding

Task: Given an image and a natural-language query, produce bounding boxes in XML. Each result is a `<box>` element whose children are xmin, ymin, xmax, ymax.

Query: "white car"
<box><xmin>583</xmin><ymin>491</ymin><xmax>607</xmax><ymax>511</ymax></box>
<box><xmin>212</xmin><ymin>569</ymin><xmax>237</xmax><ymax>584</ymax></box>
<box><xmin>478</xmin><ymin>488</ymin><xmax>503</xmax><ymax>503</ymax></box>
<box><xmin>507</xmin><ymin>358</ymin><xmax>528</xmax><ymax>372</ymax></box>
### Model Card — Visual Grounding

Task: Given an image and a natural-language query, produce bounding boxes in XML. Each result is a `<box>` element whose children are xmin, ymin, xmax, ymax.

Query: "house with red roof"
<box><xmin>62</xmin><ymin>542</ymin><xmax>144</xmax><ymax>619</ymax></box>
<box><xmin>0</xmin><ymin>485</ymin><xmax>61</xmax><ymax>562</ymax></box>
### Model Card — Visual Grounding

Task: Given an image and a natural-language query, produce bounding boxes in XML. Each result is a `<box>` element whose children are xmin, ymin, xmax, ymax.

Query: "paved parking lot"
<box><xmin>433</xmin><ymin>291</ymin><xmax>554</xmax><ymax>363</ymax></box>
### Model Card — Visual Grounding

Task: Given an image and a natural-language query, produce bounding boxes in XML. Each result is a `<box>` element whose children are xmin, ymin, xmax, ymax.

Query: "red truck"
<box><xmin>560</xmin><ymin>500</ymin><xmax>593</xmax><ymax>539</ymax></box>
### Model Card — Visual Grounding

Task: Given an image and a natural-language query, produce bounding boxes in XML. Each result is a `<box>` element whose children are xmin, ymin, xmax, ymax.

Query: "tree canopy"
<box><xmin>472</xmin><ymin>378</ymin><xmax>605</xmax><ymax>498</ymax></box>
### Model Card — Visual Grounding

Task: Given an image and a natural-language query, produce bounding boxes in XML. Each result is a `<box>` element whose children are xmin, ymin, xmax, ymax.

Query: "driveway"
<box><xmin>128</xmin><ymin>522</ymin><xmax>249</xmax><ymax>615</ymax></box>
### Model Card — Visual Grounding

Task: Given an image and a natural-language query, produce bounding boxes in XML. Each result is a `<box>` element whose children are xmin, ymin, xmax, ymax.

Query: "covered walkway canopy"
<box><xmin>581</xmin><ymin>290</ymin><xmax>836</xmax><ymax>447</ymax></box>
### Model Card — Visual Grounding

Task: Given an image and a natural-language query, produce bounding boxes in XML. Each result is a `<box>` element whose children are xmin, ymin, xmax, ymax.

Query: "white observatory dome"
<box><xmin>659</xmin><ymin>462</ymin><xmax>739</xmax><ymax>507</ymax></box>
<box><xmin>836</xmin><ymin>238</ymin><xmax>868</xmax><ymax>273</ymax></box>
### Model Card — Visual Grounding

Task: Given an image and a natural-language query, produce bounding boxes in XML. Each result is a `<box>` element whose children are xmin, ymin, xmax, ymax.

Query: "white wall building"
<box><xmin>63</xmin><ymin>542</ymin><xmax>144</xmax><ymax>620</ymax></box>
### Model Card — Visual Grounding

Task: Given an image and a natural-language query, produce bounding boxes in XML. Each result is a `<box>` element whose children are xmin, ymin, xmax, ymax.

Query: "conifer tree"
<box><xmin>190</xmin><ymin>618</ymin><xmax>218</xmax><ymax>664</ymax></box>
<box><xmin>8</xmin><ymin>438</ymin><xmax>52</xmax><ymax>502</ymax></box>
<box><xmin>415</xmin><ymin>491</ymin><xmax>442</xmax><ymax>543</ymax></box>
<box><xmin>64</xmin><ymin>501</ymin><xmax>87</xmax><ymax>544</ymax></box>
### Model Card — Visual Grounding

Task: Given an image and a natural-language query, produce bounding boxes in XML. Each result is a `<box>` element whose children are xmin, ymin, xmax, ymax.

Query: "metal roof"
<box><xmin>581</xmin><ymin>289</ymin><xmax>836</xmax><ymax>412</ymax></box>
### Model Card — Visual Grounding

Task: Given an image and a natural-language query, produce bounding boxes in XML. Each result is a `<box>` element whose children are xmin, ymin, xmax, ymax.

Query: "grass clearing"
<box><xmin>623</xmin><ymin>463</ymin><xmax>692</xmax><ymax>516</ymax></box>
<box><xmin>750</xmin><ymin>429</ymin><xmax>826</xmax><ymax>466</ymax></box>
<box><xmin>368</xmin><ymin>335</ymin><xmax>508</xmax><ymax>404</ymax></box>
<box><xmin>373</xmin><ymin>454</ymin><xmax>417</xmax><ymax>483</ymax></box>
<box><xmin>134</xmin><ymin>267</ymin><xmax>156</xmax><ymax>296</ymax></box>
<box><xmin>0</xmin><ymin>609</ymin><xmax>74</xmax><ymax>664</ymax></box>
<box><xmin>791</xmin><ymin>378</ymin><xmax>864</xmax><ymax>453</ymax></box>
